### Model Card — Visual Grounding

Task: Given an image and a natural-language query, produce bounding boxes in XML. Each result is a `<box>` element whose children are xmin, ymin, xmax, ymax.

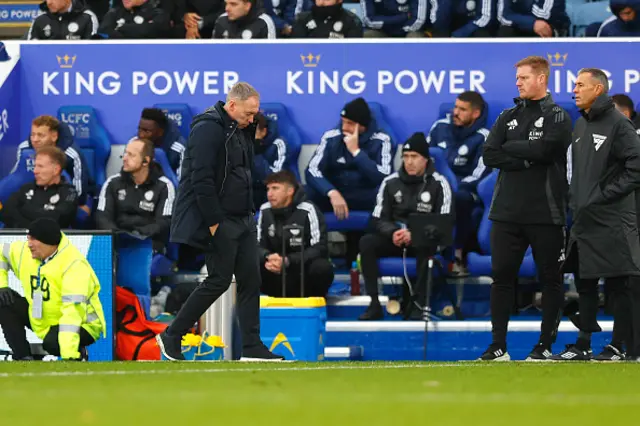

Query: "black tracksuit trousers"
<box><xmin>167</xmin><ymin>215</ymin><xmax>262</xmax><ymax>349</ymax></box>
<box><xmin>490</xmin><ymin>221</ymin><xmax>565</xmax><ymax>349</ymax></box>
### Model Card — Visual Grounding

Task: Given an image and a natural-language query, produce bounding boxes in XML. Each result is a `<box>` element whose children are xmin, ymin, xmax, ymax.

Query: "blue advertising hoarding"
<box><xmin>0</xmin><ymin>47</ymin><xmax>21</xmax><ymax>177</ymax></box>
<box><xmin>0</xmin><ymin>3</ymin><xmax>39</xmax><ymax>25</ymax></box>
<box><xmin>17</xmin><ymin>40</ymin><xmax>640</xmax><ymax>148</ymax></box>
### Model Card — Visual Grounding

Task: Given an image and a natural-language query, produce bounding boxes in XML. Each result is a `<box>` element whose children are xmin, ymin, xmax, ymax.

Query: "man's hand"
<box><xmin>209</xmin><ymin>224</ymin><xmax>219</xmax><ymax>236</ymax></box>
<box><xmin>282</xmin><ymin>25</ymin><xmax>292</xmax><ymax>36</ymax></box>
<box><xmin>265</xmin><ymin>254</ymin><xmax>283</xmax><ymax>274</ymax></box>
<box><xmin>184</xmin><ymin>12</ymin><xmax>201</xmax><ymax>29</ymax></box>
<box><xmin>186</xmin><ymin>26</ymin><xmax>200</xmax><ymax>39</ymax></box>
<box><xmin>0</xmin><ymin>288</ymin><xmax>14</xmax><ymax>307</ymax></box>
<box><xmin>392</xmin><ymin>229</ymin><xmax>406</xmax><ymax>247</ymax></box>
<box><xmin>344</xmin><ymin>124</ymin><xmax>360</xmax><ymax>155</ymax></box>
<box><xmin>533</xmin><ymin>20</ymin><xmax>553</xmax><ymax>38</ymax></box>
<box><xmin>402</xmin><ymin>230</ymin><xmax>412</xmax><ymax>246</ymax></box>
<box><xmin>328</xmin><ymin>190</ymin><xmax>349</xmax><ymax>220</ymax></box>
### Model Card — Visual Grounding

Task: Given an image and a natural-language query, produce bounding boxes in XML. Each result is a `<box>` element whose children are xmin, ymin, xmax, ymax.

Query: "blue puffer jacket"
<box><xmin>597</xmin><ymin>0</ymin><xmax>640</xmax><ymax>36</ymax></box>
<box><xmin>253</xmin><ymin>117</ymin><xmax>289</xmax><ymax>185</ymax></box>
<box><xmin>305</xmin><ymin>118</ymin><xmax>394</xmax><ymax>205</ymax></box>
<box><xmin>498</xmin><ymin>0</ymin><xmax>569</xmax><ymax>32</ymax></box>
<box><xmin>427</xmin><ymin>101</ymin><xmax>491</xmax><ymax>190</ymax></box>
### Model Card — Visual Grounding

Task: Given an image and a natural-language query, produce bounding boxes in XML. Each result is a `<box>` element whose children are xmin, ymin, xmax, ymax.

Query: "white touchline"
<box><xmin>0</xmin><ymin>363</ymin><xmax>490</xmax><ymax>379</ymax></box>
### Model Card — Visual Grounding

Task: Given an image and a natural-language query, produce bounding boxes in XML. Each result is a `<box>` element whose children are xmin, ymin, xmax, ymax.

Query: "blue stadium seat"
<box><xmin>152</xmin><ymin>148</ymin><xmax>179</xmax><ymax>265</ymax></box>
<box><xmin>154</xmin><ymin>148</ymin><xmax>178</xmax><ymax>188</ymax></box>
<box><xmin>343</xmin><ymin>3</ymin><xmax>363</xmax><ymax>20</ymax></box>
<box><xmin>438</xmin><ymin>102</ymin><xmax>455</xmax><ymax>120</ymax></box>
<box><xmin>324</xmin><ymin>211</ymin><xmax>371</xmax><ymax>232</ymax></box>
<box><xmin>153</xmin><ymin>103</ymin><xmax>194</xmax><ymax>142</ymax></box>
<box><xmin>568</xmin><ymin>1</ymin><xmax>611</xmax><ymax>36</ymax></box>
<box><xmin>429</xmin><ymin>147</ymin><xmax>458</xmax><ymax>193</ymax></box>
<box><xmin>466</xmin><ymin>170</ymin><xmax>536</xmax><ymax>277</ymax></box>
<box><xmin>368</xmin><ymin>102</ymin><xmax>399</xmax><ymax>146</ymax></box>
<box><xmin>260</xmin><ymin>102</ymin><xmax>303</xmax><ymax>179</ymax></box>
<box><xmin>0</xmin><ymin>148</ymin><xmax>35</xmax><ymax>206</ymax></box>
<box><xmin>378</xmin><ymin>255</ymin><xmax>447</xmax><ymax>280</ymax></box>
<box><xmin>556</xmin><ymin>102</ymin><xmax>581</xmax><ymax>126</ymax></box>
<box><xmin>116</xmin><ymin>233</ymin><xmax>153</xmax><ymax>317</ymax></box>
<box><xmin>57</xmin><ymin>106</ymin><xmax>111</xmax><ymax>188</ymax></box>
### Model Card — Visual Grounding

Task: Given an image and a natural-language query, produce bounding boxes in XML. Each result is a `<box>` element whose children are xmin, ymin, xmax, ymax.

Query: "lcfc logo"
<box><xmin>269</xmin><ymin>332</ymin><xmax>295</xmax><ymax>358</ymax></box>
<box><xmin>56</xmin><ymin>54</ymin><xmax>76</xmax><ymax>69</ymax></box>
<box><xmin>547</xmin><ymin>53</ymin><xmax>568</xmax><ymax>67</ymax></box>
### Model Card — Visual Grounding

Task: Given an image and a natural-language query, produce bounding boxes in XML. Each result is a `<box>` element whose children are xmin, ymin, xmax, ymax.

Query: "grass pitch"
<box><xmin>0</xmin><ymin>361</ymin><xmax>638</xmax><ymax>425</ymax></box>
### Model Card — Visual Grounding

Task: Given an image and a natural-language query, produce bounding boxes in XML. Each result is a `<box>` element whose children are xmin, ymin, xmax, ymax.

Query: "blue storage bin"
<box><xmin>259</xmin><ymin>297</ymin><xmax>327</xmax><ymax>361</ymax></box>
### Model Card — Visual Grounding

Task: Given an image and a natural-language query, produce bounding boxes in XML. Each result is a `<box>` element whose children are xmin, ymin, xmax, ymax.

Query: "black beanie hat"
<box><xmin>341</xmin><ymin>98</ymin><xmax>371</xmax><ymax>127</ymax></box>
<box><xmin>402</xmin><ymin>132</ymin><xmax>430</xmax><ymax>159</ymax></box>
<box><xmin>28</xmin><ymin>218</ymin><xmax>61</xmax><ymax>246</ymax></box>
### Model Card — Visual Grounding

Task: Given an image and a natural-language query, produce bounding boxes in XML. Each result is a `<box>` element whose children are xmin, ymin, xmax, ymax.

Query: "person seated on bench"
<box><xmin>12</xmin><ymin>115</ymin><xmax>91</xmax><ymax>215</ymax></box>
<box><xmin>257</xmin><ymin>170</ymin><xmax>334</xmax><ymax>297</ymax></box>
<box><xmin>305</xmin><ymin>97</ymin><xmax>393</xmax><ymax>264</ymax></box>
<box><xmin>427</xmin><ymin>91</ymin><xmax>490</xmax><ymax>275</ymax></box>
<box><xmin>252</xmin><ymin>112</ymin><xmax>289</xmax><ymax>209</ymax></box>
<box><xmin>96</xmin><ymin>138</ymin><xmax>175</xmax><ymax>253</ymax></box>
<box><xmin>136</xmin><ymin>108</ymin><xmax>186</xmax><ymax>180</ymax></box>
<box><xmin>359</xmin><ymin>132</ymin><xmax>453</xmax><ymax>320</ymax></box>
<box><xmin>1</xmin><ymin>146</ymin><xmax>79</xmax><ymax>229</ymax></box>
<box><xmin>0</xmin><ymin>218</ymin><xmax>107</xmax><ymax>360</ymax></box>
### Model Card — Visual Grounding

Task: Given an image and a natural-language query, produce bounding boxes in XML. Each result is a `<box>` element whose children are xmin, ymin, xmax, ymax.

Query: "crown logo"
<box><xmin>547</xmin><ymin>53</ymin><xmax>567</xmax><ymax>67</ymax></box>
<box><xmin>300</xmin><ymin>53</ymin><xmax>321</xmax><ymax>68</ymax></box>
<box><xmin>56</xmin><ymin>54</ymin><xmax>76</xmax><ymax>69</ymax></box>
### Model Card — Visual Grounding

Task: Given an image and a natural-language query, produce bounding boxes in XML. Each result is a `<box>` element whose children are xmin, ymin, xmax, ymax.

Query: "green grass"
<box><xmin>1</xmin><ymin>361</ymin><xmax>639</xmax><ymax>425</ymax></box>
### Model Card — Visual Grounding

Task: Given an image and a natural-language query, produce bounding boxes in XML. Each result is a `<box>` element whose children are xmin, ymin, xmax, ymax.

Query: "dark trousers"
<box><xmin>574</xmin><ymin>270</ymin><xmax>640</xmax><ymax>357</ymax></box>
<box><xmin>490</xmin><ymin>221</ymin><xmax>565</xmax><ymax>348</ymax></box>
<box><xmin>167</xmin><ymin>216</ymin><xmax>262</xmax><ymax>349</ymax></box>
<box><xmin>360</xmin><ymin>233</ymin><xmax>429</xmax><ymax>300</ymax></box>
<box><xmin>454</xmin><ymin>189</ymin><xmax>478</xmax><ymax>249</ymax></box>
<box><xmin>0</xmin><ymin>289</ymin><xmax>95</xmax><ymax>359</ymax></box>
<box><xmin>609</xmin><ymin>277</ymin><xmax>640</xmax><ymax>356</ymax></box>
<box><xmin>260</xmin><ymin>257</ymin><xmax>334</xmax><ymax>298</ymax></box>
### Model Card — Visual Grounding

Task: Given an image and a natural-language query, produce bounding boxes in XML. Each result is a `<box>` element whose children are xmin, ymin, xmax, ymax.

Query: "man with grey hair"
<box><xmin>553</xmin><ymin>68</ymin><xmax>640</xmax><ymax>361</ymax></box>
<box><xmin>157</xmin><ymin>82</ymin><xmax>284</xmax><ymax>361</ymax></box>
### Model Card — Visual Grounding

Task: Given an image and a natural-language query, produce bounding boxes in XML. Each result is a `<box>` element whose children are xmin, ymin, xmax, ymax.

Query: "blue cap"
<box><xmin>0</xmin><ymin>43</ymin><xmax>10</xmax><ymax>62</ymax></box>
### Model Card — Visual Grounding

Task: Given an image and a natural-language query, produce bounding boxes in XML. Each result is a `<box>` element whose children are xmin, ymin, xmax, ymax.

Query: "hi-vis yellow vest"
<box><xmin>0</xmin><ymin>234</ymin><xmax>107</xmax><ymax>359</ymax></box>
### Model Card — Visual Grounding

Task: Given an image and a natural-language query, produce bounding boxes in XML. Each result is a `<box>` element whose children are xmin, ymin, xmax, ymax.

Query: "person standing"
<box><xmin>156</xmin><ymin>82</ymin><xmax>283</xmax><ymax>361</ymax></box>
<box><xmin>551</xmin><ymin>68</ymin><xmax>640</xmax><ymax>361</ymax></box>
<box><xmin>480</xmin><ymin>56</ymin><xmax>572</xmax><ymax>361</ymax></box>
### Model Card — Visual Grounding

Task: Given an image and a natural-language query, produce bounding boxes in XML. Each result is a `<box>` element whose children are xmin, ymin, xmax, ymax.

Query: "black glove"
<box><xmin>0</xmin><ymin>287</ymin><xmax>15</xmax><ymax>307</ymax></box>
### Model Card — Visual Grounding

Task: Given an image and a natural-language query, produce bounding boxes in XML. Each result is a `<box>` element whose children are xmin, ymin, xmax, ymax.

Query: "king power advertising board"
<box><xmin>16</xmin><ymin>41</ymin><xmax>640</xmax><ymax>148</ymax></box>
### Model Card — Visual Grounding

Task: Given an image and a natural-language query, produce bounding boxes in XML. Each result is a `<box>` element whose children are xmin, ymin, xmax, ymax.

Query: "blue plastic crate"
<box><xmin>260</xmin><ymin>297</ymin><xmax>327</xmax><ymax>361</ymax></box>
